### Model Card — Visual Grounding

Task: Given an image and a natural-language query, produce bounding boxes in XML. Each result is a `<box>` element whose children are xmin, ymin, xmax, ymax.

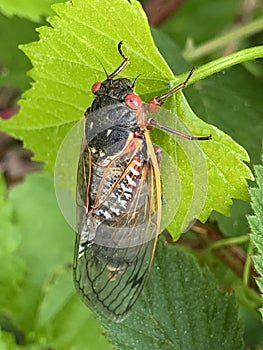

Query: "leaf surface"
<box><xmin>100</xmin><ymin>239</ymin><xmax>244</xmax><ymax>350</ymax></box>
<box><xmin>248</xmin><ymin>157</ymin><xmax>263</xmax><ymax>317</ymax></box>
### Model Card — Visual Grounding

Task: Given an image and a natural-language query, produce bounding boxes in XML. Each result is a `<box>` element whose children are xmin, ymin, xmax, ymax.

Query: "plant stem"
<box><xmin>243</xmin><ymin>241</ymin><xmax>253</xmax><ymax>287</ymax></box>
<box><xmin>184</xmin><ymin>17</ymin><xmax>263</xmax><ymax>61</ymax></box>
<box><xmin>175</xmin><ymin>45</ymin><xmax>263</xmax><ymax>84</ymax></box>
<box><xmin>208</xmin><ymin>235</ymin><xmax>249</xmax><ymax>251</ymax></box>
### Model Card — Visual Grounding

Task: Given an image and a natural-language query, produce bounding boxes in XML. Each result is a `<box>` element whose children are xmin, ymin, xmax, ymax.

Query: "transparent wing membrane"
<box><xmin>74</xmin><ymin>234</ymin><xmax>156</xmax><ymax>320</ymax></box>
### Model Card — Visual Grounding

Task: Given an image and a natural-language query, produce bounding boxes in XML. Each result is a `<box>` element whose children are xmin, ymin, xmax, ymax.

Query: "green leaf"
<box><xmin>0</xmin><ymin>330</ymin><xmax>21</xmax><ymax>350</ymax></box>
<box><xmin>0</xmin><ymin>0</ymin><xmax>254</xmax><ymax>239</ymax></box>
<box><xmin>0</xmin><ymin>0</ymin><xmax>61</xmax><ymax>22</ymax></box>
<box><xmin>0</xmin><ymin>172</ymin><xmax>111</xmax><ymax>349</ymax></box>
<box><xmin>248</xmin><ymin>156</ymin><xmax>263</xmax><ymax>317</ymax></box>
<box><xmin>185</xmin><ymin>63</ymin><xmax>263</xmax><ymax>237</ymax></box>
<box><xmin>151</xmin><ymin>27</ymin><xmax>187</xmax><ymax>74</ymax></box>
<box><xmin>100</xmin><ymin>239</ymin><xmax>244</xmax><ymax>350</ymax></box>
<box><xmin>0</xmin><ymin>175</ymin><xmax>26</xmax><ymax>319</ymax></box>
<box><xmin>38</xmin><ymin>293</ymin><xmax>113</xmax><ymax>350</ymax></box>
<box><xmin>8</xmin><ymin>172</ymin><xmax>73</xmax><ymax>327</ymax></box>
<box><xmin>211</xmin><ymin>200</ymin><xmax>251</xmax><ymax>237</ymax></box>
<box><xmin>160</xmin><ymin>0</ymin><xmax>240</xmax><ymax>48</ymax></box>
<box><xmin>0</xmin><ymin>13</ymin><xmax>38</xmax><ymax>90</ymax></box>
<box><xmin>162</xmin><ymin>92</ymin><xmax>253</xmax><ymax>235</ymax></box>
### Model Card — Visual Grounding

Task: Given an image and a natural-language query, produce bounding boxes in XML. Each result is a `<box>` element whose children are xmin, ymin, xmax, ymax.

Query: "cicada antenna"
<box><xmin>132</xmin><ymin>74</ymin><xmax>142</xmax><ymax>88</ymax></box>
<box><xmin>95</xmin><ymin>56</ymin><xmax>109</xmax><ymax>78</ymax></box>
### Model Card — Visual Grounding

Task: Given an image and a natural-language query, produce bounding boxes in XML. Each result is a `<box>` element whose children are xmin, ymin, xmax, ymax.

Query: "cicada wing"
<box><xmin>76</xmin><ymin>139</ymin><xmax>93</xmax><ymax>241</ymax></box>
<box><xmin>74</xmin><ymin>135</ymin><xmax>161</xmax><ymax>320</ymax></box>
<box><xmin>73</xmin><ymin>235</ymin><xmax>157</xmax><ymax>320</ymax></box>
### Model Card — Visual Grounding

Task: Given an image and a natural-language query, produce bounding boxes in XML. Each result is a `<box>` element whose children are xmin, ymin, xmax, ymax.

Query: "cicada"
<box><xmin>74</xmin><ymin>42</ymin><xmax>211</xmax><ymax>321</ymax></box>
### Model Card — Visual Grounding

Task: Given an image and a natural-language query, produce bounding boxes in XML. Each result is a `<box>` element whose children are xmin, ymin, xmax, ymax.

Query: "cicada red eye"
<box><xmin>91</xmin><ymin>81</ymin><xmax>102</xmax><ymax>94</ymax></box>
<box><xmin>125</xmin><ymin>93</ymin><xmax>142</xmax><ymax>110</ymax></box>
